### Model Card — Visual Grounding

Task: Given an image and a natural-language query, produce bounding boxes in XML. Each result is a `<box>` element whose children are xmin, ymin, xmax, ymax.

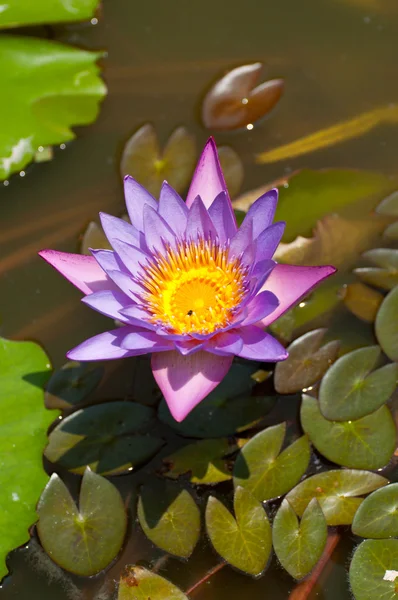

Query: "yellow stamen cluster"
<box><xmin>139</xmin><ymin>238</ymin><xmax>248</xmax><ymax>334</ymax></box>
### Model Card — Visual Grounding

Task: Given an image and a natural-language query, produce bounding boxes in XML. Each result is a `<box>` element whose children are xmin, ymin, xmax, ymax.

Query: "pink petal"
<box><xmin>151</xmin><ymin>350</ymin><xmax>233</xmax><ymax>422</ymax></box>
<box><xmin>39</xmin><ymin>250</ymin><xmax>108</xmax><ymax>295</ymax></box>
<box><xmin>186</xmin><ymin>138</ymin><xmax>230</xmax><ymax>211</ymax></box>
<box><xmin>206</xmin><ymin>331</ymin><xmax>243</xmax><ymax>356</ymax></box>
<box><xmin>259</xmin><ymin>264</ymin><xmax>337</xmax><ymax>327</ymax></box>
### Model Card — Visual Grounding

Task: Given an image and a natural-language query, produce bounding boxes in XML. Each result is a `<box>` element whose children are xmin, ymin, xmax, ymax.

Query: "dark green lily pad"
<box><xmin>274</xmin><ymin>329</ymin><xmax>340</xmax><ymax>394</ymax></box>
<box><xmin>376</xmin><ymin>286</ymin><xmax>398</xmax><ymax>362</ymax></box>
<box><xmin>377</xmin><ymin>190</ymin><xmax>398</xmax><ymax>216</ymax></box>
<box><xmin>205</xmin><ymin>486</ymin><xmax>272</xmax><ymax>576</ymax></box>
<box><xmin>355</xmin><ymin>249</ymin><xmax>398</xmax><ymax>290</ymax></box>
<box><xmin>137</xmin><ymin>479</ymin><xmax>200</xmax><ymax>558</ymax></box>
<box><xmin>286</xmin><ymin>469</ymin><xmax>388</xmax><ymax>526</ymax></box>
<box><xmin>0</xmin><ymin>337</ymin><xmax>59</xmax><ymax>582</ymax></box>
<box><xmin>233</xmin><ymin>423</ymin><xmax>310</xmax><ymax>501</ymax></box>
<box><xmin>349</xmin><ymin>539</ymin><xmax>398</xmax><ymax>600</ymax></box>
<box><xmin>301</xmin><ymin>395</ymin><xmax>396</xmax><ymax>470</ymax></box>
<box><xmin>120</xmin><ymin>124</ymin><xmax>196</xmax><ymax>198</ymax></box>
<box><xmin>158</xmin><ymin>362</ymin><xmax>276</xmax><ymax>438</ymax></box>
<box><xmin>45</xmin><ymin>401</ymin><xmax>163</xmax><ymax>475</ymax></box>
<box><xmin>0</xmin><ymin>0</ymin><xmax>99</xmax><ymax>28</ymax></box>
<box><xmin>44</xmin><ymin>361</ymin><xmax>104</xmax><ymax>409</ymax></box>
<box><xmin>272</xmin><ymin>498</ymin><xmax>327</xmax><ymax>580</ymax></box>
<box><xmin>352</xmin><ymin>483</ymin><xmax>398</xmax><ymax>539</ymax></box>
<box><xmin>118</xmin><ymin>566</ymin><xmax>188</xmax><ymax>600</ymax></box>
<box><xmin>162</xmin><ymin>438</ymin><xmax>244</xmax><ymax>485</ymax></box>
<box><xmin>319</xmin><ymin>346</ymin><xmax>398</xmax><ymax>421</ymax></box>
<box><xmin>341</xmin><ymin>282</ymin><xmax>383</xmax><ymax>322</ymax></box>
<box><xmin>218</xmin><ymin>146</ymin><xmax>244</xmax><ymax>198</ymax></box>
<box><xmin>37</xmin><ymin>468</ymin><xmax>127</xmax><ymax>576</ymax></box>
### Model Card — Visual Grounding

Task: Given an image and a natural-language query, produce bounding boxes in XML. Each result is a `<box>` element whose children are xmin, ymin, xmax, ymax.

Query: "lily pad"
<box><xmin>301</xmin><ymin>395</ymin><xmax>396</xmax><ymax>470</ymax></box>
<box><xmin>376</xmin><ymin>286</ymin><xmax>398</xmax><ymax>361</ymax></box>
<box><xmin>349</xmin><ymin>539</ymin><xmax>398</xmax><ymax>600</ymax></box>
<box><xmin>118</xmin><ymin>566</ymin><xmax>188</xmax><ymax>600</ymax></box>
<box><xmin>120</xmin><ymin>124</ymin><xmax>196</xmax><ymax>198</ymax></box>
<box><xmin>377</xmin><ymin>190</ymin><xmax>398</xmax><ymax>216</ymax></box>
<box><xmin>383</xmin><ymin>221</ymin><xmax>398</xmax><ymax>241</ymax></box>
<box><xmin>45</xmin><ymin>401</ymin><xmax>163</xmax><ymax>475</ymax></box>
<box><xmin>81</xmin><ymin>221</ymin><xmax>111</xmax><ymax>255</ymax></box>
<box><xmin>137</xmin><ymin>479</ymin><xmax>200</xmax><ymax>558</ymax></box>
<box><xmin>44</xmin><ymin>361</ymin><xmax>104</xmax><ymax>409</ymax></box>
<box><xmin>218</xmin><ymin>146</ymin><xmax>244</xmax><ymax>198</ymax></box>
<box><xmin>319</xmin><ymin>346</ymin><xmax>398</xmax><ymax>421</ymax></box>
<box><xmin>340</xmin><ymin>282</ymin><xmax>383</xmax><ymax>323</ymax></box>
<box><xmin>205</xmin><ymin>486</ymin><xmax>272</xmax><ymax>576</ymax></box>
<box><xmin>274</xmin><ymin>328</ymin><xmax>340</xmax><ymax>394</ymax></box>
<box><xmin>355</xmin><ymin>249</ymin><xmax>398</xmax><ymax>290</ymax></box>
<box><xmin>0</xmin><ymin>337</ymin><xmax>58</xmax><ymax>582</ymax></box>
<box><xmin>0</xmin><ymin>0</ymin><xmax>99</xmax><ymax>28</ymax></box>
<box><xmin>37</xmin><ymin>468</ymin><xmax>127</xmax><ymax>576</ymax></box>
<box><xmin>272</xmin><ymin>498</ymin><xmax>327</xmax><ymax>580</ymax></box>
<box><xmin>0</xmin><ymin>35</ymin><xmax>106</xmax><ymax>180</ymax></box>
<box><xmin>285</xmin><ymin>469</ymin><xmax>388</xmax><ymax>526</ymax></box>
<box><xmin>158</xmin><ymin>362</ymin><xmax>276</xmax><ymax>437</ymax></box>
<box><xmin>233</xmin><ymin>423</ymin><xmax>311</xmax><ymax>501</ymax></box>
<box><xmin>162</xmin><ymin>438</ymin><xmax>244</xmax><ymax>485</ymax></box>
<box><xmin>352</xmin><ymin>483</ymin><xmax>398</xmax><ymax>539</ymax></box>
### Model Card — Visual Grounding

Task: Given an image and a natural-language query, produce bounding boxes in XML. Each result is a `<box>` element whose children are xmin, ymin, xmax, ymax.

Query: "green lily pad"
<box><xmin>272</xmin><ymin>498</ymin><xmax>327</xmax><ymax>580</ymax></box>
<box><xmin>286</xmin><ymin>469</ymin><xmax>388</xmax><ymax>526</ymax></box>
<box><xmin>120</xmin><ymin>124</ymin><xmax>196</xmax><ymax>198</ymax></box>
<box><xmin>0</xmin><ymin>337</ymin><xmax>58</xmax><ymax>582</ymax></box>
<box><xmin>301</xmin><ymin>395</ymin><xmax>396</xmax><ymax>470</ymax></box>
<box><xmin>218</xmin><ymin>146</ymin><xmax>244</xmax><ymax>198</ymax></box>
<box><xmin>352</xmin><ymin>483</ymin><xmax>398</xmax><ymax>539</ymax></box>
<box><xmin>118</xmin><ymin>566</ymin><xmax>188</xmax><ymax>600</ymax></box>
<box><xmin>233</xmin><ymin>423</ymin><xmax>310</xmax><ymax>501</ymax></box>
<box><xmin>162</xmin><ymin>438</ymin><xmax>244</xmax><ymax>485</ymax></box>
<box><xmin>377</xmin><ymin>190</ymin><xmax>398</xmax><ymax>216</ymax></box>
<box><xmin>274</xmin><ymin>329</ymin><xmax>340</xmax><ymax>394</ymax></box>
<box><xmin>205</xmin><ymin>486</ymin><xmax>272</xmax><ymax>576</ymax></box>
<box><xmin>349</xmin><ymin>539</ymin><xmax>398</xmax><ymax>600</ymax></box>
<box><xmin>0</xmin><ymin>0</ymin><xmax>99</xmax><ymax>28</ymax></box>
<box><xmin>44</xmin><ymin>361</ymin><xmax>104</xmax><ymax>409</ymax></box>
<box><xmin>37</xmin><ymin>468</ymin><xmax>127</xmax><ymax>576</ymax></box>
<box><xmin>0</xmin><ymin>35</ymin><xmax>106</xmax><ymax>181</ymax></box>
<box><xmin>376</xmin><ymin>286</ymin><xmax>398</xmax><ymax>362</ymax></box>
<box><xmin>158</xmin><ymin>362</ymin><xmax>276</xmax><ymax>437</ymax></box>
<box><xmin>81</xmin><ymin>221</ymin><xmax>111</xmax><ymax>255</ymax></box>
<box><xmin>137</xmin><ymin>479</ymin><xmax>200</xmax><ymax>558</ymax></box>
<box><xmin>45</xmin><ymin>401</ymin><xmax>163</xmax><ymax>475</ymax></box>
<box><xmin>341</xmin><ymin>282</ymin><xmax>383</xmax><ymax>323</ymax></box>
<box><xmin>355</xmin><ymin>249</ymin><xmax>398</xmax><ymax>290</ymax></box>
<box><xmin>319</xmin><ymin>346</ymin><xmax>398</xmax><ymax>421</ymax></box>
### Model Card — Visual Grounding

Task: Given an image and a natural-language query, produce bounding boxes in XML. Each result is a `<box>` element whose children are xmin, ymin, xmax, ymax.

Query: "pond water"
<box><xmin>1</xmin><ymin>0</ymin><xmax>398</xmax><ymax>598</ymax></box>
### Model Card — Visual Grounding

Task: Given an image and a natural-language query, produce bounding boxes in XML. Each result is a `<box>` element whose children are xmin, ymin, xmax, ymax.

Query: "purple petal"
<box><xmin>143</xmin><ymin>205</ymin><xmax>177</xmax><ymax>252</ymax></box>
<box><xmin>206</xmin><ymin>331</ymin><xmax>243</xmax><ymax>356</ymax></box>
<box><xmin>99</xmin><ymin>212</ymin><xmax>142</xmax><ymax>248</ymax></box>
<box><xmin>158</xmin><ymin>182</ymin><xmax>188</xmax><ymax>237</ymax></box>
<box><xmin>124</xmin><ymin>175</ymin><xmax>157</xmax><ymax>232</ymax></box>
<box><xmin>229</xmin><ymin>219</ymin><xmax>253</xmax><ymax>258</ymax></box>
<box><xmin>175</xmin><ymin>339</ymin><xmax>205</xmax><ymax>355</ymax></box>
<box><xmin>237</xmin><ymin>326</ymin><xmax>288</xmax><ymax>361</ymax></box>
<box><xmin>119</xmin><ymin>304</ymin><xmax>157</xmax><ymax>330</ymax></box>
<box><xmin>208</xmin><ymin>191</ymin><xmax>238</xmax><ymax>243</ymax></box>
<box><xmin>186</xmin><ymin>138</ymin><xmax>232</xmax><ymax>212</ymax></box>
<box><xmin>111</xmin><ymin>239</ymin><xmax>149</xmax><ymax>276</ymax></box>
<box><xmin>240</xmin><ymin>189</ymin><xmax>278</xmax><ymax>239</ymax></box>
<box><xmin>185</xmin><ymin>196</ymin><xmax>217</xmax><ymax>240</ymax></box>
<box><xmin>67</xmin><ymin>328</ymin><xmax>140</xmax><ymax>361</ymax></box>
<box><xmin>240</xmin><ymin>290</ymin><xmax>279</xmax><ymax>326</ymax></box>
<box><xmin>91</xmin><ymin>249</ymin><xmax>144</xmax><ymax>299</ymax></box>
<box><xmin>151</xmin><ymin>350</ymin><xmax>233</xmax><ymax>421</ymax></box>
<box><xmin>82</xmin><ymin>289</ymin><xmax>132</xmax><ymax>322</ymax></box>
<box><xmin>255</xmin><ymin>221</ymin><xmax>286</xmax><ymax>261</ymax></box>
<box><xmin>39</xmin><ymin>250</ymin><xmax>109</xmax><ymax>295</ymax></box>
<box><xmin>119</xmin><ymin>329</ymin><xmax>174</xmax><ymax>352</ymax></box>
<box><xmin>259</xmin><ymin>264</ymin><xmax>337</xmax><ymax>327</ymax></box>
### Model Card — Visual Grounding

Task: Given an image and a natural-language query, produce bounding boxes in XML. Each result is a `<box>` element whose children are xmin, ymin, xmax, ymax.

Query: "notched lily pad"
<box><xmin>340</xmin><ymin>282</ymin><xmax>383</xmax><ymax>323</ymax></box>
<box><xmin>376</xmin><ymin>286</ymin><xmax>398</xmax><ymax>362</ymax></box>
<box><xmin>233</xmin><ymin>423</ymin><xmax>310</xmax><ymax>501</ymax></box>
<box><xmin>120</xmin><ymin>124</ymin><xmax>196</xmax><ymax>198</ymax></box>
<box><xmin>45</xmin><ymin>361</ymin><xmax>104</xmax><ymax>409</ymax></box>
<box><xmin>217</xmin><ymin>146</ymin><xmax>244</xmax><ymax>198</ymax></box>
<box><xmin>0</xmin><ymin>0</ymin><xmax>100</xmax><ymax>28</ymax></box>
<box><xmin>319</xmin><ymin>346</ymin><xmax>398</xmax><ymax>421</ymax></box>
<box><xmin>37</xmin><ymin>468</ymin><xmax>127</xmax><ymax>576</ymax></box>
<box><xmin>285</xmin><ymin>469</ymin><xmax>388</xmax><ymax>526</ymax></box>
<box><xmin>202</xmin><ymin>62</ymin><xmax>284</xmax><ymax>131</ymax></box>
<box><xmin>118</xmin><ymin>566</ymin><xmax>188</xmax><ymax>600</ymax></box>
<box><xmin>352</xmin><ymin>483</ymin><xmax>398</xmax><ymax>539</ymax></box>
<box><xmin>274</xmin><ymin>328</ymin><xmax>340</xmax><ymax>394</ymax></box>
<box><xmin>349</xmin><ymin>539</ymin><xmax>398</xmax><ymax>600</ymax></box>
<box><xmin>205</xmin><ymin>486</ymin><xmax>272</xmax><ymax>576</ymax></box>
<box><xmin>137</xmin><ymin>479</ymin><xmax>200</xmax><ymax>558</ymax></box>
<box><xmin>272</xmin><ymin>498</ymin><xmax>327</xmax><ymax>580</ymax></box>
<box><xmin>301</xmin><ymin>394</ymin><xmax>396</xmax><ymax>470</ymax></box>
<box><xmin>355</xmin><ymin>249</ymin><xmax>398</xmax><ymax>290</ymax></box>
<box><xmin>45</xmin><ymin>401</ymin><xmax>163</xmax><ymax>475</ymax></box>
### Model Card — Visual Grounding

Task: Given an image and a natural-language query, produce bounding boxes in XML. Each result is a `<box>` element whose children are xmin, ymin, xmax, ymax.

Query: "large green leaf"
<box><xmin>118</xmin><ymin>567</ymin><xmax>188</xmax><ymax>600</ymax></box>
<box><xmin>0</xmin><ymin>337</ymin><xmax>58</xmax><ymax>582</ymax></box>
<box><xmin>0</xmin><ymin>35</ymin><xmax>106</xmax><ymax>180</ymax></box>
<box><xmin>37</xmin><ymin>468</ymin><xmax>127</xmax><ymax>576</ymax></box>
<box><xmin>0</xmin><ymin>0</ymin><xmax>100</xmax><ymax>28</ymax></box>
<box><xmin>349</xmin><ymin>539</ymin><xmax>398</xmax><ymax>600</ymax></box>
<box><xmin>272</xmin><ymin>498</ymin><xmax>327</xmax><ymax>580</ymax></box>
<box><xmin>286</xmin><ymin>469</ymin><xmax>388</xmax><ymax>526</ymax></box>
<box><xmin>45</xmin><ymin>361</ymin><xmax>103</xmax><ymax>409</ymax></box>
<box><xmin>205</xmin><ymin>486</ymin><xmax>272</xmax><ymax>576</ymax></box>
<box><xmin>352</xmin><ymin>483</ymin><xmax>398</xmax><ymax>539</ymax></box>
<box><xmin>376</xmin><ymin>286</ymin><xmax>398</xmax><ymax>362</ymax></box>
<box><xmin>233</xmin><ymin>423</ymin><xmax>310</xmax><ymax>501</ymax></box>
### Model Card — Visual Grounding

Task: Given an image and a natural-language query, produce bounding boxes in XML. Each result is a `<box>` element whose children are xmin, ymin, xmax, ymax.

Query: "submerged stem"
<box><xmin>185</xmin><ymin>561</ymin><xmax>226</xmax><ymax>596</ymax></box>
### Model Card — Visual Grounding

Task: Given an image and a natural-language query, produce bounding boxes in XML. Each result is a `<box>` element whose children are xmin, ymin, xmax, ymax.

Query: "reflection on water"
<box><xmin>1</xmin><ymin>0</ymin><xmax>398</xmax><ymax>597</ymax></box>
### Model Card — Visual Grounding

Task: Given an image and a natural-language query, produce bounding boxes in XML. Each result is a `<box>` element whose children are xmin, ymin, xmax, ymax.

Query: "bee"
<box><xmin>187</xmin><ymin>310</ymin><xmax>193</xmax><ymax>316</ymax></box>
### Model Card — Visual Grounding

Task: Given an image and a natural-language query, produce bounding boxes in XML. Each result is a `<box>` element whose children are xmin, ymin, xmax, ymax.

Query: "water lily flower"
<box><xmin>39</xmin><ymin>139</ymin><xmax>335</xmax><ymax>421</ymax></box>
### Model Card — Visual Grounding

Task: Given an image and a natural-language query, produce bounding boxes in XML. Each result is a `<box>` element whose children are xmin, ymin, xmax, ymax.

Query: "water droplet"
<box><xmin>91</xmin><ymin>17</ymin><xmax>98</xmax><ymax>25</ymax></box>
<box><xmin>60</xmin><ymin>143</ymin><xmax>66</xmax><ymax>150</ymax></box>
<box><xmin>246</xmin><ymin>123</ymin><xmax>254</xmax><ymax>130</ymax></box>
<box><xmin>3</xmin><ymin>180</ymin><xmax>9</xmax><ymax>186</ymax></box>
<box><xmin>19</xmin><ymin>171</ymin><xmax>25</xmax><ymax>177</ymax></box>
